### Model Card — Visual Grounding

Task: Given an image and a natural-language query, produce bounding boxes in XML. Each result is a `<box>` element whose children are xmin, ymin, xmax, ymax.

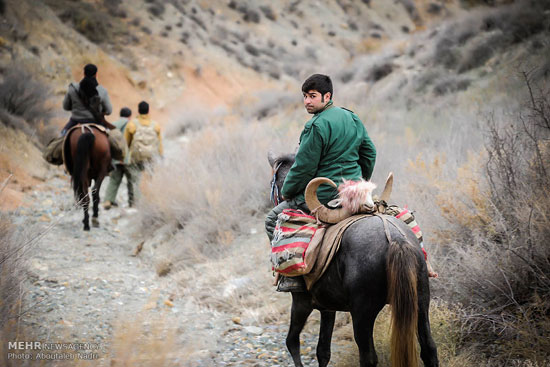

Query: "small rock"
<box><xmin>244</xmin><ymin>326</ymin><xmax>263</xmax><ymax>335</ymax></box>
<box><xmin>42</xmin><ymin>199</ymin><xmax>53</xmax><ymax>206</ymax></box>
<box><xmin>231</xmin><ymin>316</ymin><xmax>241</xmax><ymax>325</ymax></box>
<box><xmin>39</xmin><ymin>214</ymin><xmax>51</xmax><ymax>222</ymax></box>
<box><xmin>164</xmin><ymin>299</ymin><xmax>174</xmax><ymax>307</ymax></box>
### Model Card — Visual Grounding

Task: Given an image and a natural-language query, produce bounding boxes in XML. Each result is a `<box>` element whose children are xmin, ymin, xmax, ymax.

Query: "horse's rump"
<box><xmin>63</xmin><ymin>124</ymin><xmax>110</xmax><ymax>175</ymax></box>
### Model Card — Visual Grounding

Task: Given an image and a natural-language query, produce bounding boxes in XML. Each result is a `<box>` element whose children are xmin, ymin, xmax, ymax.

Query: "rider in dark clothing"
<box><xmin>61</xmin><ymin>64</ymin><xmax>113</xmax><ymax>135</ymax></box>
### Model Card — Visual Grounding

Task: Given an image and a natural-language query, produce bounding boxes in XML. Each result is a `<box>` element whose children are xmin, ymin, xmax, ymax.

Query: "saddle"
<box><xmin>60</xmin><ymin>123</ymin><xmax>126</xmax><ymax>173</ymax></box>
<box><xmin>61</xmin><ymin>124</ymin><xmax>105</xmax><ymax>173</ymax></box>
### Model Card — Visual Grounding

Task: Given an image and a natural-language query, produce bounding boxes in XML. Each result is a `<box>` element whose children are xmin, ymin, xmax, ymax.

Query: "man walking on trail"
<box><xmin>123</xmin><ymin>101</ymin><xmax>163</xmax><ymax>204</ymax></box>
<box><xmin>265</xmin><ymin>73</ymin><xmax>377</xmax><ymax>292</ymax></box>
<box><xmin>61</xmin><ymin>63</ymin><xmax>113</xmax><ymax>135</ymax></box>
<box><xmin>104</xmin><ymin>107</ymin><xmax>134</xmax><ymax>210</ymax></box>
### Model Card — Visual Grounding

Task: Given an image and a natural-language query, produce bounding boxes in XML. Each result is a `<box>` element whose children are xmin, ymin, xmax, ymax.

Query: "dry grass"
<box><xmin>106</xmin><ymin>313</ymin><xmax>179</xmax><ymax>367</ymax></box>
<box><xmin>139</xmin><ymin>121</ymin><xmax>282</xmax><ymax>261</ymax></box>
<box><xmin>330</xmin><ymin>301</ymin><xmax>475</xmax><ymax>366</ymax></box>
<box><xmin>406</xmin><ymin>72</ymin><xmax>550</xmax><ymax>363</ymax></box>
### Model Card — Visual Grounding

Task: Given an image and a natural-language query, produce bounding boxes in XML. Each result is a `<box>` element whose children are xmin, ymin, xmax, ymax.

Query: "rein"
<box><xmin>270</xmin><ymin>161</ymin><xmax>283</xmax><ymax>206</ymax></box>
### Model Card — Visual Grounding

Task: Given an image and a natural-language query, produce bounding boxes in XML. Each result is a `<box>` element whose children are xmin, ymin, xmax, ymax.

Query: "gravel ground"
<box><xmin>13</xmin><ymin>169</ymin><xmax>351</xmax><ymax>366</ymax></box>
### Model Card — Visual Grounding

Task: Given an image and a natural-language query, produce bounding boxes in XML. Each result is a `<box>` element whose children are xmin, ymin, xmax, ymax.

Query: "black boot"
<box><xmin>276</xmin><ymin>275</ymin><xmax>306</xmax><ymax>292</ymax></box>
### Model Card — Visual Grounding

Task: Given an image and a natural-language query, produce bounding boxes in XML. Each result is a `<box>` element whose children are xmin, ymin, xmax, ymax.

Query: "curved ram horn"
<box><xmin>380</xmin><ymin>172</ymin><xmax>393</xmax><ymax>203</ymax></box>
<box><xmin>305</xmin><ymin>177</ymin><xmax>353</xmax><ymax>224</ymax></box>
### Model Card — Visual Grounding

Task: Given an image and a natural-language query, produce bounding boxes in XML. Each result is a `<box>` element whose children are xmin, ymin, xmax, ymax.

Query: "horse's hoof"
<box><xmin>91</xmin><ymin>218</ymin><xmax>99</xmax><ymax>227</ymax></box>
<box><xmin>84</xmin><ymin>226</ymin><xmax>90</xmax><ymax>231</ymax></box>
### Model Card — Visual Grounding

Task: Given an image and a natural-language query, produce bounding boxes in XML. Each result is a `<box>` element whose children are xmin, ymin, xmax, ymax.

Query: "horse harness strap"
<box><xmin>374</xmin><ymin>213</ymin><xmax>408</xmax><ymax>245</ymax></box>
<box><xmin>270</xmin><ymin>161</ymin><xmax>283</xmax><ymax>206</ymax></box>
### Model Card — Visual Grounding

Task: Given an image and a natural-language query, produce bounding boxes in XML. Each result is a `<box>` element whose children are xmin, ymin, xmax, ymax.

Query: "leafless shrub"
<box><xmin>481</xmin><ymin>4</ymin><xmax>547</xmax><ymax>43</ymax></box>
<box><xmin>147</xmin><ymin>2</ymin><xmax>165</xmax><ymax>18</ymax></box>
<box><xmin>229</xmin><ymin>1</ymin><xmax>260</xmax><ymax>23</ymax></box>
<box><xmin>427</xmin><ymin>3</ymin><xmax>443</xmax><ymax>14</ymax></box>
<box><xmin>457</xmin><ymin>32</ymin><xmax>505</xmax><ymax>73</ymax></box>
<box><xmin>413</xmin><ymin>68</ymin><xmax>443</xmax><ymax>92</ymax></box>
<box><xmin>433</xmin><ymin>75</ymin><xmax>471</xmax><ymax>95</ymax></box>
<box><xmin>0</xmin><ymin>181</ymin><xmax>51</xmax><ymax>363</ymax></box>
<box><xmin>259</xmin><ymin>5</ymin><xmax>276</xmax><ymax>21</ymax></box>
<box><xmin>0</xmin><ymin>66</ymin><xmax>53</xmax><ymax>141</ymax></box>
<box><xmin>366</xmin><ymin>63</ymin><xmax>394</xmax><ymax>82</ymax></box>
<box><xmin>339</xmin><ymin>71</ymin><xmax>355</xmax><ymax>83</ymax></box>
<box><xmin>139</xmin><ymin>123</ymin><xmax>273</xmax><ymax>257</ymax></box>
<box><xmin>244</xmin><ymin>43</ymin><xmax>259</xmax><ymax>57</ymax></box>
<box><xmin>434</xmin><ymin>2</ymin><xmax>548</xmax><ymax>71</ymax></box>
<box><xmin>0</xmin><ymin>209</ymin><xmax>24</xmax><ymax>332</ymax></box>
<box><xmin>399</xmin><ymin>0</ymin><xmax>422</xmax><ymax>24</ymax></box>
<box><xmin>190</xmin><ymin>15</ymin><xmax>207</xmax><ymax>31</ymax></box>
<box><xmin>440</xmin><ymin>72</ymin><xmax>550</xmax><ymax>361</ymax></box>
<box><xmin>46</xmin><ymin>0</ymin><xmax>128</xmax><ymax>44</ymax></box>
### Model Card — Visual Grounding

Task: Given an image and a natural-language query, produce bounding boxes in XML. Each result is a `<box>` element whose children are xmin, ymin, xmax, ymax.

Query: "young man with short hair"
<box><xmin>104</xmin><ymin>107</ymin><xmax>134</xmax><ymax>209</ymax></box>
<box><xmin>265</xmin><ymin>74</ymin><xmax>377</xmax><ymax>292</ymax></box>
<box><xmin>122</xmin><ymin>101</ymin><xmax>163</xmax><ymax>205</ymax></box>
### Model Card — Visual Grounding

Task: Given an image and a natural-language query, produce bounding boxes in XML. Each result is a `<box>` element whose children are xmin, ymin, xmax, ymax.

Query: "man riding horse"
<box><xmin>59</xmin><ymin>64</ymin><xmax>116</xmax><ymax>230</ymax></box>
<box><xmin>265</xmin><ymin>73</ymin><xmax>377</xmax><ymax>292</ymax></box>
<box><xmin>61</xmin><ymin>63</ymin><xmax>113</xmax><ymax>135</ymax></box>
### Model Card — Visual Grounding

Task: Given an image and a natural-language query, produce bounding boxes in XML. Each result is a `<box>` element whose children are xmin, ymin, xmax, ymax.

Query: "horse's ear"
<box><xmin>268</xmin><ymin>150</ymin><xmax>277</xmax><ymax>168</ymax></box>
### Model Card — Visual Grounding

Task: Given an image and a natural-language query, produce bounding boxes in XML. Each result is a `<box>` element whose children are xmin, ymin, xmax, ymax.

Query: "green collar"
<box><xmin>315</xmin><ymin>100</ymin><xmax>334</xmax><ymax>115</ymax></box>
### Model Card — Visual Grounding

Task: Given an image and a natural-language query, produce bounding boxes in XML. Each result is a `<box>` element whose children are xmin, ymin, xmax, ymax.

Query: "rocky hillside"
<box><xmin>1</xmin><ymin>0</ymin><xmax>550</xmax><ymax>365</ymax></box>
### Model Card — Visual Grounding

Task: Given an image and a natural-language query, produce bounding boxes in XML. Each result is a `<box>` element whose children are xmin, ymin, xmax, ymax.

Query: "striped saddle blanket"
<box><xmin>270</xmin><ymin>205</ymin><xmax>426</xmax><ymax>277</ymax></box>
<box><xmin>270</xmin><ymin>209</ymin><xmax>321</xmax><ymax>276</ymax></box>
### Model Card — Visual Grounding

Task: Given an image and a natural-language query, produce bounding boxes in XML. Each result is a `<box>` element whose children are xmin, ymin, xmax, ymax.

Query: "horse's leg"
<box><xmin>91</xmin><ymin>176</ymin><xmax>104</xmax><ymax>228</ymax></box>
<box><xmin>316</xmin><ymin>310</ymin><xmax>336</xmax><ymax>367</ymax></box>
<box><xmin>351</xmin><ymin>300</ymin><xmax>384</xmax><ymax>367</ymax></box>
<box><xmin>286</xmin><ymin>292</ymin><xmax>313</xmax><ymax>367</ymax></box>
<box><xmin>417</xmin><ymin>279</ymin><xmax>439</xmax><ymax>367</ymax></box>
<box><xmin>82</xmin><ymin>187</ymin><xmax>90</xmax><ymax>231</ymax></box>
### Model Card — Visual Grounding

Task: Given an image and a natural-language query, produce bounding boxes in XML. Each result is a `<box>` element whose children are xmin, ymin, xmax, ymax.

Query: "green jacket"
<box><xmin>281</xmin><ymin>102</ymin><xmax>376</xmax><ymax>205</ymax></box>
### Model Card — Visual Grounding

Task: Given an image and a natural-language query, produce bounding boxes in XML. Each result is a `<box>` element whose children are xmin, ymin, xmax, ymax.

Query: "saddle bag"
<box><xmin>270</xmin><ymin>209</ymin><xmax>321</xmax><ymax>276</ymax></box>
<box><xmin>42</xmin><ymin>136</ymin><xmax>64</xmax><ymax>166</ymax></box>
<box><xmin>107</xmin><ymin>129</ymin><xmax>127</xmax><ymax>161</ymax></box>
<box><xmin>384</xmin><ymin>205</ymin><xmax>423</xmax><ymax>243</ymax></box>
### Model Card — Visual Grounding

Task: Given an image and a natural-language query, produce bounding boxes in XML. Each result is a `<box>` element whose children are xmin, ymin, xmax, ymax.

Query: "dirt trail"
<box><xmin>15</xmin><ymin>164</ymin><xmax>341</xmax><ymax>366</ymax></box>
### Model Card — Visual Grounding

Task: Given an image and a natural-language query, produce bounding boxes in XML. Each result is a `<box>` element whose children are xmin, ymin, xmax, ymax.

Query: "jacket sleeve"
<box><xmin>155</xmin><ymin>124</ymin><xmax>163</xmax><ymax>156</ymax></box>
<box><xmin>101</xmin><ymin>90</ymin><xmax>113</xmax><ymax>116</ymax></box>
<box><xmin>124</xmin><ymin>121</ymin><xmax>135</xmax><ymax>147</ymax></box>
<box><xmin>358</xmin><ymin>129</ymin><xmax>376</xmax><ymax>180</ymax></box>
<box><xmin>281</xmin><ymin>123</ymin><xmax>324</xmax><ymax>199</ymax></box>
<box><xmin>62</xmin><ymin>87</ymin><xmax>72</xmax><ymax>111</ymax></box>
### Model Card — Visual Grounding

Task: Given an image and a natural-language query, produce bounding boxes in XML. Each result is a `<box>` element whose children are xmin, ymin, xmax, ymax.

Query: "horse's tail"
<box><xmin>387</xmin><ymin>238</ymin><xmax>419</xmax><ymax>367</ymax></box>
<box><xmin>72</xmin><ymin>132</ymin><xmax>95</xmax><ymax>199</ymax></box>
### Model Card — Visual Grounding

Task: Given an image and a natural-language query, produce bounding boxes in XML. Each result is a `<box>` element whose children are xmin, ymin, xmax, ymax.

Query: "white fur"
<box><xmin>338</xmin><ymin>179</ymin><xmax>377</xmax><ymax>214</ymax></box>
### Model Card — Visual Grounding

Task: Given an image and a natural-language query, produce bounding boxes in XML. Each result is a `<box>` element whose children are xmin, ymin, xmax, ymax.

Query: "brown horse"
<box><xmin>63</xmin><ymin>124</ymin><xmax>111</xmax><ymax>230</ymax></box>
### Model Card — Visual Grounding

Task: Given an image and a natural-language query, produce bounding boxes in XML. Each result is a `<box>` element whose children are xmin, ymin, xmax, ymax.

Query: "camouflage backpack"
<box><xmin>129</xmin><ymin>119</ymin><xmax>158</xmax><ymax>164</ymax></box>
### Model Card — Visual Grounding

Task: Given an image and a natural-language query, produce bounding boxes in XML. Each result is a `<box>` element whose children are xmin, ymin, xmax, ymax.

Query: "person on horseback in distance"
<box><xmin>61</xmin><ymin>63</ymin><xmax>113</xmax><ymax>135</ymax></box>
<box><xmin>265</xmin><ymin>73</ymin><xmax>377</xmax><ymax>292</ymax></box>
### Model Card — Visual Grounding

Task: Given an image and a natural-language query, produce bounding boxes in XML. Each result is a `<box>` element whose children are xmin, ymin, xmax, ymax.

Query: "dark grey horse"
<box><xmin>268</xmin><ymin>153</ymin><xmax>439</xmax><ymax>367</ymax></box>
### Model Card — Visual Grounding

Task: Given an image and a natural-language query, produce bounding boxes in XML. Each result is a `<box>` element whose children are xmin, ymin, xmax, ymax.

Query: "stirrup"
<box><xmin>276</xmin><ymin>275</ymin><xmax>306</xmax><ymax>292</ymax></box>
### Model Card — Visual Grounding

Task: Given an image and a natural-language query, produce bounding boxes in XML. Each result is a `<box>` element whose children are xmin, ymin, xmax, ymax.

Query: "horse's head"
<box><xmin>268</xmin><ymin>151</ymin><xmax>295</xmax><ymax>206</ymax></box>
